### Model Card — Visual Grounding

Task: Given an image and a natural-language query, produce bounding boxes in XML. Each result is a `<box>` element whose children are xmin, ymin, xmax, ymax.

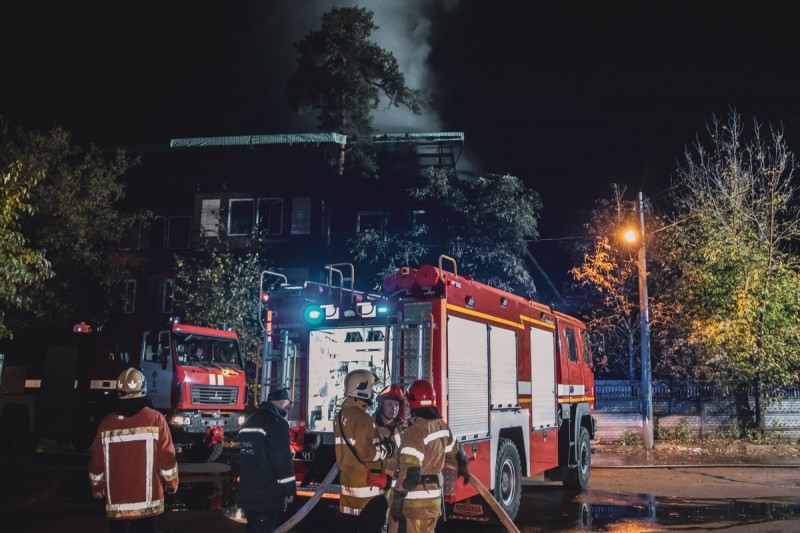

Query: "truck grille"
<box><xmin>190</xmin><ymin>385</ymin><xmax>238</xmax><ymax>405</ymax></box>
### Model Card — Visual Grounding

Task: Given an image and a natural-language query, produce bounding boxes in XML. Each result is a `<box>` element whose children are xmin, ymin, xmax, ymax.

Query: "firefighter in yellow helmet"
<box><xmin>391</xmin><ymin>380</ymin><xmax>470</xmax><ymax>533</ymax></box>
<box><xmin>333</xmin><ymin>369</ymin><xmax>396</xmax><ymax>532</ymax></box>
<box><xmin>89</xmin><ymin>368</ymin><xmax>179</xmax><ymax>531</ymax></box>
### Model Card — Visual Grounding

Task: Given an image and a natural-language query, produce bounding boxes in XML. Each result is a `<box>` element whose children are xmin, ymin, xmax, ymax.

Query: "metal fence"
<box><xmin>596</xmin><ymin>380</ymin><xmax>800</xmax><ymax>402</ymax></box>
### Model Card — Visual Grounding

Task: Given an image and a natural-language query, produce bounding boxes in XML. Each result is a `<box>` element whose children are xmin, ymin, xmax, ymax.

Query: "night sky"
<box><xmin>3</xmin><ymin>0</ymin><xmax>800</xmax><ymax>288</ymax></box>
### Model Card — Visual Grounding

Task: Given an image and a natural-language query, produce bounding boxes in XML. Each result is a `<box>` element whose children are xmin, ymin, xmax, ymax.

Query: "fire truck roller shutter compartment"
<box><xmin>306</xmin><ymin>325</ymin><xmax>393</xmax><ymax>433</ymax></box>
<box><xmin>447</xmin><ymin>316</ymin><xmax>489</xmax><ymax>440</ymax></box>
<box><xmin>489</xmin><ymin>326</ymin><xmax>518</xmax><ymax>409</ymax></box>
<box><xmin>530</xmin><ymin>328</ymin><xmax>557</xmax><ymax>430</ymax></box>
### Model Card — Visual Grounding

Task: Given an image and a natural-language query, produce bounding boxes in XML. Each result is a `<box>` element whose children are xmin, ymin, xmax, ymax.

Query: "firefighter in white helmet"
<box><xmin>89</xmin><ymin>368</ymin><xmax>179</xmax><ymax>532</ymax></box>
<box><xmin>391</xmin><ymin>379</ymin><xmax>470</xmax><ymax>533</ymax></box>
<box><xmin>334</xmin><ymin>369</ymin><xmax>396</xmax><ymax>532</ymax></box>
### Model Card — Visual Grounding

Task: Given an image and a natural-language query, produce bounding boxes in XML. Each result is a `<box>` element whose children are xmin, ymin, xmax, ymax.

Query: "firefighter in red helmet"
<box><xmin>374</xmin><ymin>384</ymin><xmax>407</xmax><ymax>533</ymax></box>
<box><xmin>391</xmin><ymin>380</ymin><xmax>470</xmax><ymax>533</ymax></box>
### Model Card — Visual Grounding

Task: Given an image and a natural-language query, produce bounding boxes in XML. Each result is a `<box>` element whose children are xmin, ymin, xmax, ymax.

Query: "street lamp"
<box><xmin>624</xmin><ymin>191</ymin><xmax>654</xmax><ymax>449</ymax></box>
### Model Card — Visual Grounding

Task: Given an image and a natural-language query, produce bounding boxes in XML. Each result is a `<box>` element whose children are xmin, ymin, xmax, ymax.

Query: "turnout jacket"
<box><xmin>395</xmin><ymin>414</ymin><xmax>460</xmax><ymax>520</ymax></box>
<box><xmin>375</xmin><ymin>413</ymin><xmax>406</xmax><ymax>478</ymax></box>
<box><xmin>334</xmin><ymin>397</ymin><xmax>391</xmax><ymax>516</ymax></box>
<box><xmin>237</xmin><ymin>401</ymin><xmax>297</xmax><ymax>513</ymax></box>
<box><xmin>88</xmin><ymin>406</ymin><xmax>179</xmax><ymax>519</ymax></box>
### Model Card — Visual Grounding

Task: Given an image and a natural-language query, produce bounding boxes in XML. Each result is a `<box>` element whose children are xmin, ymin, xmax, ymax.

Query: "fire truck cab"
<box><xmin>261</xmin><ymin>259</ymin><xmax>597</xmax><ymax>522</ymax></box>
<box><xmin>0</xmin><ymin>319</ymin><xmax>247</xmax><ymax>462</ymax></box>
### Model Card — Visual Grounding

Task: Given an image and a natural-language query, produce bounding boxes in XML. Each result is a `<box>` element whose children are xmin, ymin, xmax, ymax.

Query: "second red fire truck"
<box><xmin>259</xmin><ymin>257</ymin><xmax>597</xmax><ymax>522</ymax></box>
<box><xmin>0</xmin><ymin>319</ymin><xmax>247</xmax><ymax>462</ymax></box>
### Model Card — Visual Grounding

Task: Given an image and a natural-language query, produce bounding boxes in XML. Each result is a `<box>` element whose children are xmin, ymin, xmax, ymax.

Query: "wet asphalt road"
<box><xmin>1</xmin><ymin>444</ymin><xmax>799</xmax><ymax>532</ymax></box>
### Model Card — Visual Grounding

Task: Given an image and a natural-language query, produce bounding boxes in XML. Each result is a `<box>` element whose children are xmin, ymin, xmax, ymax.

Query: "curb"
<box><xmin>593</xmin><ymin>463</ymin><xmax>800</xmax><ymax>469</ymax></box>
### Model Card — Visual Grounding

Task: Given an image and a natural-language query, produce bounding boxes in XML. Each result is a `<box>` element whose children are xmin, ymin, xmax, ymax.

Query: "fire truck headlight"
<box><xmin>376</xmin><ymin>304</ymin><xmax>389</xmax><ymax>315</ymax></box>
<box><xmin>237</xmin><ymin>415</ymin><xmax>247</xmax><ymax>426</ymax></box>
<box><xmin>170</xmin><ymin>415</ymin><xmax>191</xmax><ymax>426</ymax></box>
<box><xmin>303</xmin><ymin>304</ymin><xmax>324</xmax><ymax>325</ymax></box>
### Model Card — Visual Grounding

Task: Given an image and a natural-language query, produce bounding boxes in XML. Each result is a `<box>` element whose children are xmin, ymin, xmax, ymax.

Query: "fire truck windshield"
<box><xmin>306</xmin><ymin>325</ymin><xmax>393</xmax><ymax>432</ymax></box>
<box><xmin>173</xmin><ymin>332</ymin><xmax>242</xmax><ymax>369</ymax></box>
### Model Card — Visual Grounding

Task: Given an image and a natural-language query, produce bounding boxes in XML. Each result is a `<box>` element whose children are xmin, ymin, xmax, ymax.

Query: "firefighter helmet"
<box><xmin>406</xmin><ymin>379</ymin><xmax>436</xmax><ymax>409</ymax></box>
<box><xmin>377</xmin><ymin>384</ymin><xmax>404</xmax><ymax>403</ymax></box>
<box><xmin>117</xmin><ymin>368</ymin><xmax>147</xmax><ymax>399</ymax></box>
<box><xmin>344</xmin><ymin>369</ymin><xmax>379</xmax><ymax>401</ymax></box>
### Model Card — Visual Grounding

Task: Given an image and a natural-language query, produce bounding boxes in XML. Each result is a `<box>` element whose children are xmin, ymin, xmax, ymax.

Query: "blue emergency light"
<box><xmin>303</xmin><ymin>304</ymin><xmax>324</xmax><ymax>325</ymax></box>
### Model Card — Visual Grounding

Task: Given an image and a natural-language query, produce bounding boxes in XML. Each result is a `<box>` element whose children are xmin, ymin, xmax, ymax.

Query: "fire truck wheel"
<box><xmin>564</xmin><ymin>427</ymin><xmax>591</xmax><ymax>489</ymax></box>
<box><xmin>183</xmin><ymin>442</ymin><xmax>224</xmax><ymax>463</ymax></box>
<box><xmin>493</xmin><ymin>438</ymin><xmax>521</xmax><ymax>520</ymax></box>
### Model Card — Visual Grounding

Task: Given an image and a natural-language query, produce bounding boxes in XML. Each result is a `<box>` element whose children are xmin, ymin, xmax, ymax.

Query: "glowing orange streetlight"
<box><xmin>623</xmin><ymin>193</ymin><xmax>653</xmax><ymax>450</ymax></box>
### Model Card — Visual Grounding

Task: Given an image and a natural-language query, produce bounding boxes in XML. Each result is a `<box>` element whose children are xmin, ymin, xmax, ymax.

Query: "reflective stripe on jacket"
<box><xmin>334</xmin><ymin>397</ymin><xmax>387</xmax><ymax>515</ymax></box>
<box><xmin>88</xmin><ymin>406</ymin><xmax>179</xmax><ymax>519</ymax></box>
<box><xmin>395</xmin><ymin>416</ymin><xmax>460</xmax><ymax>520</ymax></box>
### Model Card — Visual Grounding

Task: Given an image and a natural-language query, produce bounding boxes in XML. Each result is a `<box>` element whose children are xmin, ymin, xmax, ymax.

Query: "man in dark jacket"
<box><xmin>237</xmin><ymin>388</ymin><xmax>296</xmax><ymax>533</ymax></box>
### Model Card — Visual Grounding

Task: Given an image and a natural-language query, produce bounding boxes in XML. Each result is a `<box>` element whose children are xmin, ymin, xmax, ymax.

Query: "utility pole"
<box><xmin>637</xmin><ymin>191</ymin><xmax>654</xmax><ymax>449</ymax></box>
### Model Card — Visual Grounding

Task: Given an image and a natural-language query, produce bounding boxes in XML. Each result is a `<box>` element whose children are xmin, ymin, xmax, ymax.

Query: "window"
<box><xmin>257</xmin><ymin>198</ymin><xmax>283</xmax><ymax>235</ymax></box>
<box><xmin>564</xmin><ymin>327</ymin><xmax>578</xmax><ymax>363</ymax></box>
<box><xmin>321</xmin><ymin>201</ymin><xmax>331</xmax><ymax>245</ymax></box>
<box><xmin>357</xmin><ymin>211</ymin><xmax>386</xmax><ymax>233</ymax></box>
<box><xmin>162</xmin><ymin>279</ymin><xmax>175</xmax><ymax>314</ymax></box>
<box><xmin>291</xmin><ymin>197</ymin><xmax>311</xmax><ymax>235</ymax></box>
<box><xmin>228</xmin><ymin>199</ymin><xmax>255</xmax><ymax>235</ymax></box>
<box><xmin>200</xmin><ymin>199</ymin><xmax>220</xmax><ymax>237</ymax></box>
<box><xmin>123</xmin><ymin>280</ymin><xmax>137</xmax><ymax>314</ymax></box>
<box><xmin>142</xmin><ymin>217</ymin><xmax>166</xmax><ymax>249</ymax></box>
<box><xmin>166</xmin><ymin>216</ymin><xmax>191</xmax><ymax>249</ymax></box>
<box><xmin>580</xmin><ymin>330</ymin><xmax>592</xmax><ymax>365</ymax></box>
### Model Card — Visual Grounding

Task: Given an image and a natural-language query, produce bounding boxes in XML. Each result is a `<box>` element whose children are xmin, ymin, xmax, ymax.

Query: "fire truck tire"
<box><xmin>564</xmin><ymin>427</ymin><xmax>591</xmax><ymax>489</ymax></box>
<box><xmin>184</xmin><ymin>442</ymin><xmax>224</xmax><ymax>463</ymax></box>
<box><xmin>493</xmin><ymin>438</ymin><xmax>521</xmax><ymax>520</ymax></box>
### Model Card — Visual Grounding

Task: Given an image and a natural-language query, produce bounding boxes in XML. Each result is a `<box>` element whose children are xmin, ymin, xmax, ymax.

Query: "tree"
<box><xmin>0</xmin><ymin>122</ymin><xmax>134</xmax><ymax>329</ymax></box>
<box><xmin>288</xmin><ymin>6</ymin><xmax>425</xmax><ymax>176</ymax></box>
<box><xmin>351</xmin><ymin>168</ymin><xmax>542</xmax><ymax>293</ymax></box>
<box><xmin>664</xmin><ymin>111</ymin><xmax>800</xmax><ymax>434</ymax></box>
<box><xmin>568</xmin><ymin>184</ymin><xmax>691</xmax><ymax>380</ymax></box>
<box><xmin>569</xmin><ymin>185</ymin><xmax>640</xmax><ymax>380</ymax></box>
<box><xmin>174</xmin><ymin>235</ymin><xmax>271</xmax><ymax>375</ymax></box>
<box><xmin>0</xmin><ymin>160</ymin><xmax>52</xmax><ymax>337</ymax></box>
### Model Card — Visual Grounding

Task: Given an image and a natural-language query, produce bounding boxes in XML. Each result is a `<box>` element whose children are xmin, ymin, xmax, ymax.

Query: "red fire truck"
<box><xmin>260</xmin><ymin>258</ymin><xmax>597</xmax><ymax>522</ymax></box>
<box><xmin>0</xmin><ymin>319</ymin><xmax>247</xmax><ymax>462</ymax></box>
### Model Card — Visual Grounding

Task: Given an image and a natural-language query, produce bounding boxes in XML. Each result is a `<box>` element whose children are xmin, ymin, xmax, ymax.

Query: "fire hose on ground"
<box><xmin>274</xmin><ymin>464</ymin><xmax>339</xmax><ymax>533</ymax></box>
<box><xmin>227</xmin><ymin>464</ymin><xmax>520</xmax><ymax>533</ymax></box>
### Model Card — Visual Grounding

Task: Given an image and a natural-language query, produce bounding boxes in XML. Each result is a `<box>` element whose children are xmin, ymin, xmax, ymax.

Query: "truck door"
<box><xmin>560</xmin><ymin>325</ymin><xmax>584</xmax><ymax>402</ymax></box>
<box><xmin>140</xmin><ymin>330</ymin><xmax>173</xmax><ymax>409</ymax></box>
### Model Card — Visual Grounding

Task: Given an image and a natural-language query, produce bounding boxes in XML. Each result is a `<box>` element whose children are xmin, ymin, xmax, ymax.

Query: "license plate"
<box><xmin>294</xmin><ymin>450</ymin><xmax>314</xmax><ymax>462</ymax></box>
<box><xmin>204</xmin><ymin>419</ymin><xmax>222</xmax><ymax>426</ymax></box>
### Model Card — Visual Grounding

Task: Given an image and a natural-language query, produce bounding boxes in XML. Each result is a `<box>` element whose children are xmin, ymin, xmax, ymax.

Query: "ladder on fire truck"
<box><xmin>392</xmin><ymin>302</ymin><xmax>433</xmax><ymax>392</ymax></box>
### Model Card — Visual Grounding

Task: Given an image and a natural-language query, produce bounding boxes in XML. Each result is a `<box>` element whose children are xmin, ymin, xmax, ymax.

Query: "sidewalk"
<box><xmin>593</xmin><ymin>441</ymin><xmax>800</xmax><ymax>467</ymax></box>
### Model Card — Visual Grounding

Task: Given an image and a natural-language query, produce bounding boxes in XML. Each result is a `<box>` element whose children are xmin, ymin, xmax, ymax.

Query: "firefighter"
<box><xmin>88</xmin><ymin>368</ymin><xmax>179</xmax><ymax>533</ymax></box>
<box><xmin>374</xmin><ymin>384</ymin><xmax>406</xmax><ymax>533</ymax></box>
<box><xmin>334</xmin><ymin>369</ymin><xmax>396</xmax><ymax>532</ymax></box>
<box><xmin>390</xmin><ymin>380</ymin><xmax>471</xmax><ymax>533</ymax></box>
<box><xmin>236</xmin><ymin>388</ymin><xmax>296</xmax><ymax>533</ymax></box>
